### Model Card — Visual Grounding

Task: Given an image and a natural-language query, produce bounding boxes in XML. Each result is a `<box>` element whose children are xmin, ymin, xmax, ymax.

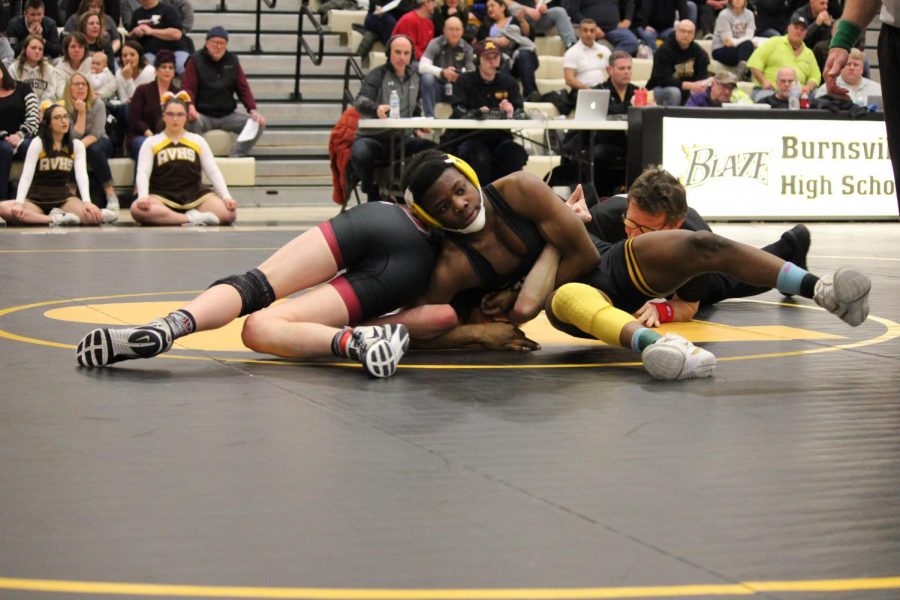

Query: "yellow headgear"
<box><xmin>404</xmin><ymin>154</ymin><xmax>480</xmax><ymax>229</ymax></box>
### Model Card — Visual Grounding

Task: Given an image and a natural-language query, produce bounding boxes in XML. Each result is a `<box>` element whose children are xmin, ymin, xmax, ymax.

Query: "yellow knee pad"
<box><xmin>551</xmin><ymin>283</ymin><xmax>633</xmax><ymax>347</ymax></box>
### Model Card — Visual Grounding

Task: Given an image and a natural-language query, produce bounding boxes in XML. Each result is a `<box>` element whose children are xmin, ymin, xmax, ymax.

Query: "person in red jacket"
<box><xmin>392</xmin><ymin>0</ymin><xmax>436</xmax><ymax>59</ymax></box>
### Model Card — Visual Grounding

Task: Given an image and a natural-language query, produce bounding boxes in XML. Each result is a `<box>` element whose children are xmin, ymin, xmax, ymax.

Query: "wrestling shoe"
<box><xmin>813</xmin><ymin>268</ymin><xmax>871</xmax><ymax>326</ymax></box>
<box><xmin>781</xmin><ymin>224</ymin><xmax>810</xmax><ymax>271</ymax></box>
<box><xmin>100</xmin><ymin>208</ymin><xmax>118</xmax><ymax>224</ymax></box>
<box><xmin>49</xmin><ymin>207</ymin><xmax>80</xmax><ymax>227</ymax></box>
<box><xmin>641</xmin><ymin>333</ymin><xmax>717</xmax><ymax>381</ymax></box>
<box><xmin>76</xmin><ymin>320</ymin><xmax>174</xmax><ymax>367</ymax></box>
<box><xmin>186</xmin><ymin>209</ymin><xmax>220</xmax><ymax>226</ymax></box>
<box><xmin>346</xmin><ymin>324</ymin><xmax>410</xmax><ymax>378</ymax></box>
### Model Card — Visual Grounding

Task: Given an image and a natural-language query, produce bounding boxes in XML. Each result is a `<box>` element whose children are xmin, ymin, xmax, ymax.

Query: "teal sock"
<box><xmin>776</xmin><ymin>261</ymin><xmax>818</xmax><ymax>298</ymax></box>
<box><xmin>631</xmin><ymin>327</ymin><xmax>661</xmax><ymax>352</ymax></box>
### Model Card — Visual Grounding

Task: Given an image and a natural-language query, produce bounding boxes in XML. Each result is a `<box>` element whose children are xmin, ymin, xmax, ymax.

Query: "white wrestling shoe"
<box><xmin>813</xmin><ymin>268</ymin><xmax>871</xmax><ymax>327</ymax></box>
<box><xmin>186</xmin><ymin>209</ymin><xmax>220</xmax><ymax>226</ymax></box>
<box><xmin>100</xmin><ymin>208</ymin><xmax>118</xmax><ymax>224</ymax></box>
<box><xmin>49</xmin><ymin>207</ymin><xmax>80</xmax><ymax>227</ymax></box>
<box><xmin>76</xmin><ymin>320</ymin><xmax>174</xmax><ymax>367</ymax></box>
<box><xmin>347</xmin><ymin>324</ymin><xmax>410</xmax><ymax>378</ymax></box>
<box><xmin>641</xmin><ymin>333</ymin><xmax>717</xmax><ymax>381</ymax></box>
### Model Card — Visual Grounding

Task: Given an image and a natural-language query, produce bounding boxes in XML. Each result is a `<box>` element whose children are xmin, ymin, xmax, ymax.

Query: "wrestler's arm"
<box><xmin>498</xmin><ymin>173</ymin><xmax>600</xmax><ymax>287</ymax></box>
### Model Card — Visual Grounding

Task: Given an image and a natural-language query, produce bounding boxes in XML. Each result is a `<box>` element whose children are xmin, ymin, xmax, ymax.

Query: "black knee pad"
<box><xmin>211</xmin><ymin>268</ymin><xmax>276</xmax><ymax>316</ymax></box>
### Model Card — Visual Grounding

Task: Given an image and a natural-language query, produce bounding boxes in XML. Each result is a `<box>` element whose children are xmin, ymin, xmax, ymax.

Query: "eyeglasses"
<box><xmin>51</xmin><ymin>114</ymin><xmax>70</xmax><ymax>121</ymax></box>
<box><xmin>622</xmin><ymin>214</ymin><xmax>660</xmax><ymax>234</ymax></box>
<box><xmin>163</xmin><ymin>112</ymin><xmax>187</xmax><ymax>118</ymax></box>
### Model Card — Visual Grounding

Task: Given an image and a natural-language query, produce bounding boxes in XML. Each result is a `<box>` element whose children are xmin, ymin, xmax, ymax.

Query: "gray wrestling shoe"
<box><xmin>814</xmin><ymin>268</ymin><xmax>871</xmax><ymax>327</ymax></box>
<box><xmin>642</xmin><ymin>333</ymin><xmax>717</xmax><ymax>381</ymax></box>
<box><xmin>49</xmin><ymin>207</ymin><xmax>80</xmax><ymax>227</ymax></box>
<box><xmin>347</xmin><ymin>324</ymin><xmax>410</xmax><ymax>378</ymax></box>
<box><xmin>76</xmin><ymin>320</ymin><xmax>174</xmax><ymax>367</ymax></box>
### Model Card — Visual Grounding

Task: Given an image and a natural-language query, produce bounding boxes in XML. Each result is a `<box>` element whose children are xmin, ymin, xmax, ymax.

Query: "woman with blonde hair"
<box><xmin>11</xmin><ymin>34</ymin><xmax>54</xmax><ymax>103</ymax></box>
<box><xmin>63</xmin><ymin>72</ymin><xmax>119</xmax><ymax>210</ymax></box>
<box><xmin>0</xmin><ymin>103</ymin><xmax>114</xmax><ymax>225</ymax></box>
<box><xmin>131</xmin><ymin>93</ymin><xmax>237</xmax><ymax>226</ymax></box>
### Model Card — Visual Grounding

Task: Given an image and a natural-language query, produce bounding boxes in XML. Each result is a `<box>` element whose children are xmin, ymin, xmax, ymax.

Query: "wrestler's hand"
<box><xmin>824</xmin><ymin>47</ymin><xmax>851</xmax><ymax>99</ymax></box>
<box><xmin>565</xmin><ymin>184</ymin><xmax>592</xmax><ymax>223</ymax></box>
<box><xmin>634</xmin><ymin>301</ymin><xmax>662</xmax><ymax>328</ymax></box>
<box><xmin>82</xmin><ymin>202</ymin><xmax>102</xmax><ymax>225</ymax></box>
<box><xmin>481</xmin><ymin>288</ymin><xmax>519</xmax><ymax>316</ymax></box>
<box><xmin>479</xmin><ymin>322</ymin><xmax>540</xmax><ymax>351</ymax></box>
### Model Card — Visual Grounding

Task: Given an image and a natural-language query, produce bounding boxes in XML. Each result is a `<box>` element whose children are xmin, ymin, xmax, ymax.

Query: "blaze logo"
<box><xmin>681</xmin><ymin>145</ymin><xmax>769</xmax><ymax>188</ymax></box>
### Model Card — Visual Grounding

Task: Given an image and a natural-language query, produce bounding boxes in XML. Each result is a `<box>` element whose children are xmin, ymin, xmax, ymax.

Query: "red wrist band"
<box><xmin>654</xmin><ymin>301</ymin><xmax>675</xmax><ymax>323</ymax></box>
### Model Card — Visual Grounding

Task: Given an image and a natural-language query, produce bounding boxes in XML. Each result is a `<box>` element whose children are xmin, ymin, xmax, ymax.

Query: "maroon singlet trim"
<box><xmin>330</xmin><ymin>276</ymin><xmax>363</xmax><ymax>325</ymax></box>
<box><xmin>318</xmin><ymin>222</ymin><xmax>345</xmax><ymax>269</ymax></box>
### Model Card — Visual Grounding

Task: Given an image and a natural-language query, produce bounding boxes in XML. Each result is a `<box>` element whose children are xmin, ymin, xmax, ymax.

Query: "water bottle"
<box><xmin>389</xmin><ymin>89</ymin><xmax>400</xmax><ymax>119</ymax></box>
<box><xmin>788</xmin><ymin>82</ymin><xmax>800</xmax><ymax>110</ymax></box>
<box><xmin>444</xmin><ymin>81</ymin><xmax>453</xmax><ymax>97</ymax></box>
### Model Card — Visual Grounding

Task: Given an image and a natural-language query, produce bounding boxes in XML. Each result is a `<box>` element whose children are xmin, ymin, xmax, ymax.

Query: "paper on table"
<box><xmin>237</xmin><ymin>118</ymin><xmax>259</xmax><ymax>143</ymax></box>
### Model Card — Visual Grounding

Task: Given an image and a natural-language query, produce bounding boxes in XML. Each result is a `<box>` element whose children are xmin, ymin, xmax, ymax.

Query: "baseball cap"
<box><xmin>789</xmin><ymin>14</ymin><xmax>808</xmax><ymax>27</ymax></box>
<box><xmin>714</xmin><ymin>71</ymin><xmax>739</xmax><ymax>86</ymax></box>
<box><xmin>206</xmin><ymin>26</ymin><xmax>229</xmax><ymax>40</ymax></box>
<box><xmin>475</xmin><ymin>40</ymin><xmax>501</xmax><ymax>58</ymax></box>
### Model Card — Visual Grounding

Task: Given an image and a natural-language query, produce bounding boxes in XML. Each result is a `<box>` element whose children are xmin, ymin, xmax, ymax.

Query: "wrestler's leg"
<box><xmin>632</xmin><ymin>230</ymin><xmax>870</xmax><ymax>326</ymax></box>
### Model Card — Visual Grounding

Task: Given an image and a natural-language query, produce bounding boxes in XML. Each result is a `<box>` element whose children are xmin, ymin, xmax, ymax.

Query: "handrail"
<box><xmin>341</xmin><ymin>56</ymin><xmax>366</xmax><ymax>111</ymax></box>
<box><xmin>291</xmin><ymin>0</ymin><xmax>326</xmax><ymax>100</ymax></box>
<box><xmin>252</xmin><ymin>0</ymin><xmax>278</xmax><ymax>53</ymax></box>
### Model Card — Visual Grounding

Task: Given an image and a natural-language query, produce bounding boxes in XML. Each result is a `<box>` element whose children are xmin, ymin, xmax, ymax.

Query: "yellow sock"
<box><xmin>551</xmin><ymin>283</ymin><xmax>635</xmax><ymax>348</ymax></box>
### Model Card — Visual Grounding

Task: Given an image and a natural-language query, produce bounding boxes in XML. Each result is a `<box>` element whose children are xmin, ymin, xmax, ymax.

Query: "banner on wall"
<box><xmin>661</xmin><ymin>117</ymin><xmax>897</xmax><ymax>218</ymax></box>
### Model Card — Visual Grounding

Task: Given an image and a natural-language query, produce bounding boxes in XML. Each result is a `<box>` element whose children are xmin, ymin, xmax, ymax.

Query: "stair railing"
<box><xmin>342</xmin><ymin>56</ymin><xmax>366</xmax><ymax>111</ymax></box>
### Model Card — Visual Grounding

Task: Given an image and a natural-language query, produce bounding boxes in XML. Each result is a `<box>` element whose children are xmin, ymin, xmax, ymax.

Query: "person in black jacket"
<box><xmin>181</xmin><ymin>27</ymin><xmax>266</xmax><ymax>157</ymax></box>
<box><xmin>567</xmin><ymin>0</ymin><xmax>641</xmax><ymax>55</ymax></box>
<box><xmin>442</xmin><ymin>40</ymin><xmax>528</xmax><ymax>186</ymax></box>
<box><xmin>646</xmin><ymin>20</ymin><xmax>710</xmax><ymax>105</ymax></box>
<box><xmin>7</xmin><ymin>0</ymin><xmax>61</xmax><ymax>59</ymax></box>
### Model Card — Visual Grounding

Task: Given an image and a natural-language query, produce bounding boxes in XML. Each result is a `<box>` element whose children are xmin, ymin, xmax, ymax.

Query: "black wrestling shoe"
<box><xmin>781</xmin><ymin>224</ymin><xmax>811</xmax><ymax>270</ymax></box>
<box><xmin>76</xmin><ymin>320</ymin><xmax>174</xmax><ymax>367</ymax></box>
<box><xmin>347</xmin><ymin>324</ymin><xmax>410</xmax><ymax>378</ymax></box>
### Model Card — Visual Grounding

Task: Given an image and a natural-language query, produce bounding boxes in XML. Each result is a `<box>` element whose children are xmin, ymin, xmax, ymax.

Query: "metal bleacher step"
<box><xmin>252</xmin><ymin>129</ymin><xmax>331</xmax><ymax>157</ymax></box>
<box><xmin>250</xmin><ymin>103</ymin><xmax>343</xmax><ymax>126</ymax></box>
<box><xmin>233</xmin><ymin>53</ymin><xmax>353</xmax><ymax>76</ymax></box>
<box><xmin>238</xmin><ymin>185</ymin><xmax>340</xmax><ymax>207</ymax></box>
<box><xmin>187</xmin><ymin>31</ymin><xmax>350</xmax><ymax>54</ymax></box>
<box><xmin>243</xmin><ymin>77</ymin><xmax>360</xmax><ymax>101</ymax></box>
<box><xmin>195</xmin><ymin>0</ymin><xmax>309</xmax><ymax>12</ymax></box>
<box><xmin>255</xmin><ymin>159</ymin><xmax>333</xmax><ymax>186</ymax></box>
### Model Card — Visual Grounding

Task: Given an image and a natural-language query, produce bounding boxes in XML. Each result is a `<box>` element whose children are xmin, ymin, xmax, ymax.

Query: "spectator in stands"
<box><xmin>88</xmin><ymin>51</ymin><xmax>116</xmax><ymax>100</ymax></box>
<box><xmin>356</xmin><ymin>0</ymin><xmax>415</xmax><ymax>57</ymax></box>
<box><xmin>711</xmin><ymin>0</ymin><xmax>756</xmax><ymax>72</ymax></box>
<box><xmin>64</xmin><ymin>72</ymin><xmax>119</xmax><ymax>210</ymax></box>
<box><xmin>685</xmin><ymin>69</ymin><xmax>739</xmax><ymax>105</ymax></box>
<box><xmin>418</xmin><ymin>16</ymin><xmax>475</xmax><ymax>117</ymax></box>
<box><xmin>634</xmin><ymin>0</ymin><xmax>692</xmax><ymax>51</ymax></box>
<box><xmin>116</xmin><ymin>40</ymin><xmax>155</xmax><ymax>103</ymax></box>
<box><xmin>0</xmin><ymin>1</ymin><xmax>22</xmax><ymax>34</ymax></box>
<box><xmin>815</xmin><ymin>48</ymin><xmax>880</xmax><ymax>104</ymax></box>
<box><xmin>754</xmin><ymin>0</ymin><xmax>798</xmax><ymax>38</ymax></box>
<box><xmin>10</xmin><ymin>35</ymin><xmax>54</xmax><ymax>103</ymax></box>
<box><xmin>431</xmin><ymin>0</ymin><xmax>470</xmax><ymax>40</ymax></box>
<box><xmin>0</xmin><ymin>103</ymin><xmax>115</xmax><ymax>226</ymax></box>
<box><xmin>127</xmin><ymin>0</ymin><xmax>191</xmax><ymax>75</ymax></box>
<box><xmin>392</xmin><ymin>0</ymin><xmax>436</xmax><ymax>58</ymax></box>
<box><xmin>0</xmin><ymin>36</ymin><xmax>13</xmax><ymax>66</ymax></box>
<box><xmin>480</xmin><ymin>0</ymin><xmax>540</xmax><ymax>99</ymax></box>
<box><xmin>748</xmin><ymin>14</ymin><xmax>820</xmax><ymax>101</ymax></box>
<box><xmin>0</xmin><ymin>61</ymin><xmax>38</xmax><ymax>199</ymax></box>
<box><xmin>646</xmin><ymin>20</ymin><xmax>710</xmax><ymax>106</ymax></box>
<box><xmin>560</xmin><ymin>51</ymin><xmax>636</xmax><ymax>195</ymax></box>
<box><xmin>64</xmin><ymin>0</ymin><xmax>121</xmax><ymax>55</ymax></box>
<box><xmin>127</xmin><ymin>48</ymin><xmax>179</xmax><ymax>160</ymax></box>
<box><xmin>131</xmin><ymin>93</ymin><xmax>237</xmax><ymax>226</ymax></box>
<box><xmin>695</xmin><ymin>0</ymin><xmax>725</xmax><ymax>37</ymax></box>
<box><xmin>49</xmin><ymin>33</ymin><xmax>92</xmax><ymax>100</ymax></box>
<box><xmin>792</xmin><ymin>0</ymin><xmax>842</xmax><ymax>71</ymax></box>
<box><xmin>563</xmin><ymin>18</ymin><xmax>612</xmax><ymax>99</ymax></box>
<box><xmin>123</xmin><ymin>0</ymin><xmax>193</xmax><ymax>34</ymax></box>
<box><xmin>64</xmin><ymin>0</ymin><xmax>120</xmax><ymax>28</ymax></box>
<box><xmin>8</xmin><ymin>0</ymin><xmax>61</xmax><ymax>59</ymax></box>
<box><xmin>756</xmin><ymin>66</ymin><xmax>795</xmax><ymax>107</ymax></box>
<box><xmin>504</xmin><ymin>0</ymin><xmax>578</xmax><ymax>50</ymax></box>
<box><xmin>442</xmin><ymin>40</ymin><xmax>528</xmax><ymax>184</ymax></box>
<box><xmin>568</xmin><ymin>0</ymin><xmax>641</xmax><ymax>55</ymax></box>
<box><xmin>350</xmin><ymin>34</ymin><xmax>434</xmax><ymax>202</ymax></box>
<box><xmin>78</xmin><ymin>11</ymin><xmax>116</xmax><ymax>73</ymax></box>
<box><xmin>316</xmin><ymin>0</ymin><xmax>365</xmax><ymax>26</ymax></box>
<box><xmin>182</xmin><ymin>26</ymin><xmax>266</xmax><ymax>158</ymax></box>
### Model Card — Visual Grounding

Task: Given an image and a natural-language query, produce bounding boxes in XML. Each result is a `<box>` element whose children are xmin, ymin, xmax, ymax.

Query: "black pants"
<box><xmin>350</xmin><ymin>134</ymin><xmax>436</xmax><ymax>202</ymax></box>
<box><xmin>879</xmin><ymin>23</ymin><xmax>900</xmax><ymax>213</ymax></box>
<box><xmin>455</xmin><ymin>134</ymin><xmax>528</xmax><ymax>185</ymax></box>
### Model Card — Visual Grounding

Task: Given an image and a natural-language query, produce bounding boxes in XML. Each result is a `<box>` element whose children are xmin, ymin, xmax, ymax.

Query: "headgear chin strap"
<box><xmin>405</xmin><ymin>154</ymin><xmax>486</xmax><ymax>233</ymax></box>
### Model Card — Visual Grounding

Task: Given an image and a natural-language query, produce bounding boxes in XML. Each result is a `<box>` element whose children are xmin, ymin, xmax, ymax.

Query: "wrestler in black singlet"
<box><xmin>319</xmin><ymin>201</ymin><xmax>441</xmax><ymax>324</ymax></box>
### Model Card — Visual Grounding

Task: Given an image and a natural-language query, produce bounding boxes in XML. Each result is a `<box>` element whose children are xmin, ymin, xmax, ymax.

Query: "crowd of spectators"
<box><xmin>0</xmin><ymin>0</ymin><xmax>263</xmax><ymax>227</ymax></box>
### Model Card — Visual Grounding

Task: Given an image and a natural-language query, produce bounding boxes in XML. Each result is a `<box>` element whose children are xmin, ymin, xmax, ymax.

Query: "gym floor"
<box><xmin>1</xmin><ymin>212</ymin><xmax>898</xmax><ymax>600</ymax></box>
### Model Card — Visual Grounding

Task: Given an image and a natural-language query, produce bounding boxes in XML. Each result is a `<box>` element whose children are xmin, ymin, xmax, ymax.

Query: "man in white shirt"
<box><xmin>563</xmin><ymin>18</ymin><xmax>611</xmax><ymax>92</ymax></box>
<box><xmin>816</xmin><ymin>48</ymin><xmax>881</xmax><ymax>104</ymax></box>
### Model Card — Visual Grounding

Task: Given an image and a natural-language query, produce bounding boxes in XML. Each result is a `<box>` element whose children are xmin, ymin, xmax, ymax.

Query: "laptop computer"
<box><xmin>573</xmin><ymin>89</ymin><xmax>611</xmax><ymax>121</ymax></box>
